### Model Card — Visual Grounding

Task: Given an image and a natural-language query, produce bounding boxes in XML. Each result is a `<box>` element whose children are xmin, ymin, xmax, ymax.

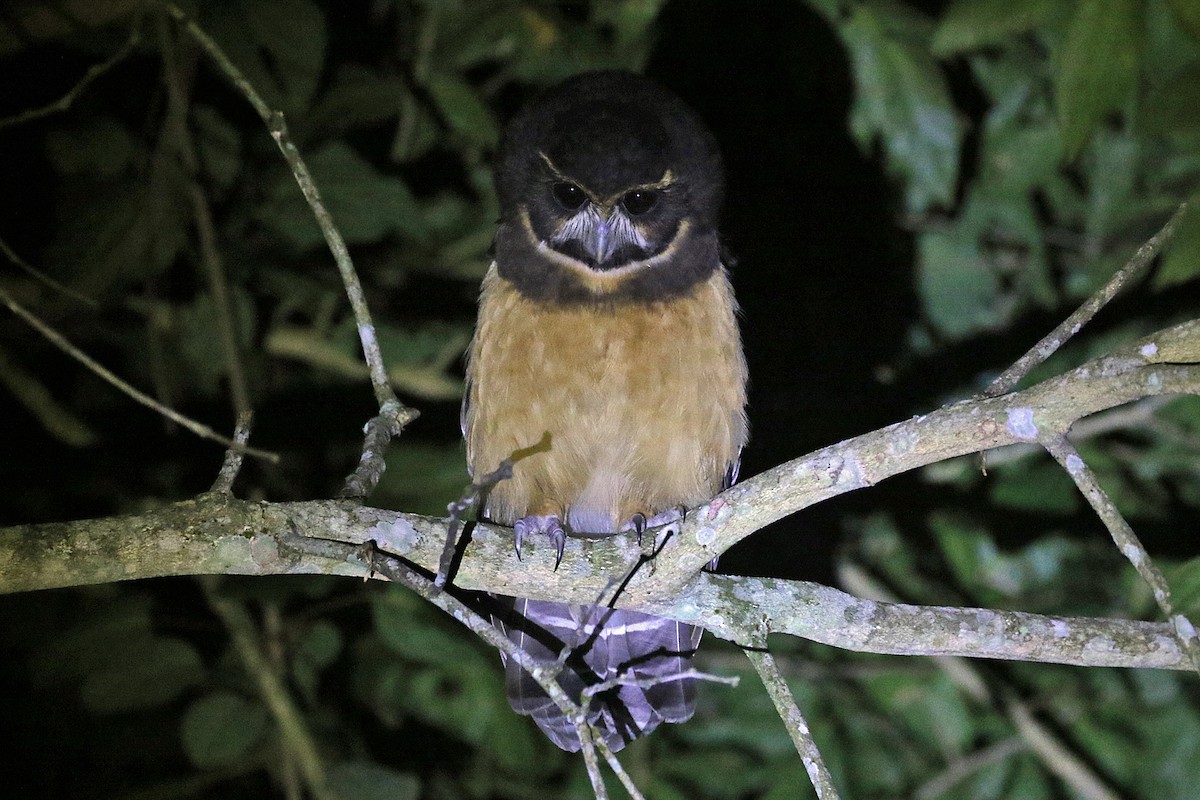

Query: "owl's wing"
<box><xmin>459</xmin><ymin>375</ymin><xmax>474</xmax><ymax>477</ymax></box>
<box><xmin>493</xmin><ymin>597</ymin><xmax>701</xmax><ymax>753</ymax></box>
<box><xmin>723</xmin><ymin>447</ymin><xmax>742</xmax><ymax>492</ymax></box>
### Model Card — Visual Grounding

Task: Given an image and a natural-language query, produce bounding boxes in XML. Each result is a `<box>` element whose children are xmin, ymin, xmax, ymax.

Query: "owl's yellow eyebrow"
<box><xmin>537</xmin><ymin>151</ymin><xmax>674</xmax><ymax>206</ymax></box>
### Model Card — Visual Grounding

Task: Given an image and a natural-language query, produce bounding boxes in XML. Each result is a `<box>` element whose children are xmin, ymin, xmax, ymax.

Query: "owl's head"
<box><xmin>493</xmin><ymin>71</ymin><xmax>725</xmax><ymax>303</ymax></box>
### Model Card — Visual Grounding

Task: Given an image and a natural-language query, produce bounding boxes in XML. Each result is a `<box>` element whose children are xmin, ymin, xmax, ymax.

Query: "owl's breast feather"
<box><xmin>464</xmin><ymin>264</ymin><xmax>747</xmax><ymax>533</ymax></box>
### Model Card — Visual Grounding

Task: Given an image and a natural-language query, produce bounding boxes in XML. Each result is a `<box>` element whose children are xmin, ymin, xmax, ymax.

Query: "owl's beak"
<box><xmin>591</xmin><ymin>206</ymin><xmax>616</xmax><ymax>263</ymax></box>
<box><xmin>550</xmin><ymin>203</ymin><xmax>647</xmax><ymax>269</ymax></box>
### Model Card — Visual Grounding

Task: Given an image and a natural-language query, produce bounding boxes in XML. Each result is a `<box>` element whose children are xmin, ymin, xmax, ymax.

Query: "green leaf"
<box><xmin>43</xmin><ymin>116</ymin><xmax>137</xmax><ymax>177</ymax></box>
<box><xmin>193</xmin><ymin>105</ymin><xmax>243</xmax><ymax>193</ymax></box>
<box><xmin>371</xmin><ymin>443</ymin><xmax>470</xmax><ymax>516</ymax></box>
<box><xmin>372</xmin><ymin>589</ymin><xmax>488</xmax><ymax>668</ymax></box>
<box><xmin>174</xmin><ymin>288</ymin><xmax>257</xmax><ymax>398</ymax></box>
<box><xmin>1005</xmin><ymin>755</ymin><xmax>1053</xmax><ymax>799</ymax></box>
<box><xmin>803</xmin><ymin>0</ymin><xmax>845</xmax><ymax>22</ymax></box>
<box><xmin>932</xmin><ymin>514</ymin><xmax>989</xmax><ymax>587</ymax></box>
<box><xmin>761</xmin><ymin>763</ymin><xmax>818</xmax><ymax>800</ymax></box>
<box><xmin>1085</xmin><ymin>131</ymin><xmax>1141</xmax><ymax>241</ymax></box>
<box><xmin>308</xmin><ymin>66</ymin><xmax>407</xmax><ymax>140</ymax></box>
<box><xmin>1140</xmin><ymin>66</ymin><xmax>1200</xmax><ymax>138</ymax></box>
<box><xmin>298</xmin><ymin>619</ymin><xmax>342</xmax><ymax>667</ymax></box>
<box><xmin>202</xmin><ymin>0</ymin><xmax>325</xmax><ymax>114</ymax></box>
<box><xmin>80</xmin><ymin>636</ymin><xmax>205</xmax><ymax>714</ymax></box>
<box><xmin>1154</xmin><ymin>199</ymin><xmax>1200</xmax><ymax>288</ymax></box>
<box><xmin>841</xmin><ymin>5</ymin><xmax>962</xmax><ymax>211</ymax></box>
<box><xmin>292</xmin><ymin>619</ymin><xmax>342</xmax><ymax>702</ymax></box>
<box><xmin>324</xmin><ymin>318</ymin><xmax>469</xmax><ymax>401</ymax></box>
<box><xmin>979</xmin><ymin>125</ymin><xmax>1062</xmax><ymax>194</ymax></box>
<box><xmin>916</xmin><ymin>227</ymin><xmax>1002</xmax><ymax>337</ymax></box>
<box><xmin>1166</xmin><ymin>557</ymin><xmax>1200</xmax><ymax>616</ymax></box>
<box><xmin>595</xmin><ymin>0</ymin><xmax>667</xmax><ymax>50</ymax></box>
<box><xmin>445</xmin><ymin>11</ymin><xmax>529</xmax><ymax>69</ymax></box>
<box><xmin>27</xmin><ymin>595</ymin><xmax>154</xmax><ymax>686</ymax></box>
<box><xmin>425</xmin><ymin>73</ymin><xmax>500</xmax><ymax>148</ymax></box>
<box><xmin>1056</xmin><ymin>0</ymin><xmax>1143</xmax><ymax>158</ymax></box>
<box><xmin>1168</xmin><ymin>0</ymin><xmax>1200</xmax><ymax>42</ymax></box>
<box><xmin>245</xmin><ymin>0</ymin><xmax>326</xmax><ymax>110</ymax></box>
<box><xmin>863</xmin><ymin>672</ymin><xmax>974</xmax><ymax>754</ymax></box>
<box><xmin>47</xmin><ymin>170</ymin><xmax>190</xmax><ymax>297</ymax></box>
<box><xmin>326</xmin><ymin>762</ymin><xmax>420</xmax><ymax>800</ymax></box>
<box><xmin>390</xmin><ymin>88</ymin><xmax>442</xmax><ymax>163</ymax></box>
<box><xmin>259</xmin><ymin>142</ymin><xmax>420</xmax><ymax>249</ymax></box>
<box><xmin>932</xmin><ymin>0</ymin><xmax>1059</xmax><ymax>55</ymax></box>
<box><xmin>988</xmin><ymin>461</ymin><xmax>1080</xmax><ymax>513</ymax></box>
<box><xmin>181</xmin><ymin>691</ymin><xmax>270</xmax><ymax>767</ymax></box>
<box><xmin>1137</xmin><ymin>702</ymin><xmax>1200</xmax><ymax>797</ymax></box>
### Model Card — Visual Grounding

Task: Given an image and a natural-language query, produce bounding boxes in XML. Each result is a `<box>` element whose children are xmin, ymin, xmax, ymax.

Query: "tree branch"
<box><xmin>0</xmin><ymin>497</ymin><xmax>1188</xmax><ymax>671</ymax></box>
<box><xmin>745</xmin><ymin>649</ymin><xmax>840</xmax><ymax>799</ymax></box>
<box><xmin>161</xmin><ymin>2</ymin><xmax>418</xmax><ymax>497</ymax></box>
<box><xmin>2</xmin><ymin>321</ymin><xmax>1196</xmax><ymax>673</ymax></box>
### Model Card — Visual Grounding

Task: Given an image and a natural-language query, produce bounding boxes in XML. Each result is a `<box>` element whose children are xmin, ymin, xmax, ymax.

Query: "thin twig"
<box><xmin>0</xmin><ymin>234</ymin><xmax>98</xmax><ymax>307</ymax></box>
<box><xmin>262</xmin><ymin>601</ymin><xmax>303</xmax><ymax>800</ymax></box>
<box><xmin>280</xmin><ymin>528</ymin><xmax>620</xmax><ymax>795</ymax></box>
<box><xmin>985</xmin><ymin>202</ymin><xmax>1189</xmax><ymax>397</ymax></box>
<box><xmin>362</xmin><ymin>536</ymin><xmax>613</xmax><ymax>800</ymax></box>
<box><xmin>978</xmin><ymin>396</ymin><xmax>1172</xmax><ymax>470</ymax></box>
<box><xmin>595</xmin><ymin>740</ymin><xmax>644</xmax><ymax>800</ymax></box>
<box><xmin>436</xmin><ymin>458</ymin><xmax>514</xmax><ymax>588</ymax></box>
<box><xmin>744</xmin><ymin>648</ymin><xmax>840</xmax><ymax>800</ymax></box>
<box><xmin>163</xmin><ymin>1</ymin><xmax>417</xmax><ymax>496</ymax></box>
<box><xmin>578</xmin><ymin>729</ymin><xmax>608</xmax><ymax>800</ymax></box>
<box><xmin>435</xmin><ymin>432</ymin><xmax>552</xmax><ymax>586</ymax></box>
<box><xmin>0</xmin><ymin>343</ymin><xmax>97</xmax><ymax>446</ymax></box>
<box><xmin>1006</xmin><ymin>694</ymin><xmax>1123</xmax><ymax>800</ymax></box>
<box><xmin>211</xmin><ymin>411</ymin><xmax>254</xmax><ymax>494</ymax></box>
<box><xmin>190</xmin><ymin>180</ymin><xmax>252</xmax><ymax>416</ymax></box>
<box><xmin>581</xmin><ymin>667</ymin><xmax>739</xmax><ymax>705</ymax></box>
<box><xmin>841</xmin><ymin>563</ymin><xmax>1124</xmax><ymax>800</ymax></box>
<box><xmin>199</xmin><ymin>577</ymin><xmax>332</xmax><ymax>800</ymax></box>
<box><xmin>338</xmin><ymin>399</ymin><xmax>411</xmax><ymax>498</ymax></box>
<box><xmin>0</xmin><ymin>25</ymin><xmax>142</xmax><ymax>130</ymax></box>
<box><xmin>162</xmin><ymin>3</ymin><xmax>407</xmax><ymax>411</ymax></box>
<box><xmin>156</xmin><ymin>14</ymin><xmax>252</xmax><ymax>419</ymax></box>
<box><xmin>913</xmin><ymin>738</ymin><xmax>1027</xmax><ymax>800</ymax></box>
<box><xmin>0</xmin><ymin>286</ymin><xmax>278</xmax><ymax>461</ymax></box>
<box><xmin>1042</xmin><ymin>435</ymin><xmax>1200</xmax><ymax>673</ymax></box>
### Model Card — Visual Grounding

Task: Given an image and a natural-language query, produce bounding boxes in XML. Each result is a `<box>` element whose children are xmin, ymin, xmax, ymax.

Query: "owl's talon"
<box><xmin>627</xmin><ymin>512</ymin><xmax>648</xmax><ymax>544</ymax></box>
<box><xmin>514</xmin><ymin>514</ymin><xmax>566</xmax><ymax>570</ymax></box>
<box><xmin>620</xmin><ymin>507</ymin><xmax>684</xmax><ymax>545</ymax></box>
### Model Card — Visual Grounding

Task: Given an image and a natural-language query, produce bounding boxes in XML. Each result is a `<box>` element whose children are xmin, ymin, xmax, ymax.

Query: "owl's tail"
<box><xmin>493</xmin><ymin>596</ymin><xmax>701</xmax><ymax>752</ymax></box>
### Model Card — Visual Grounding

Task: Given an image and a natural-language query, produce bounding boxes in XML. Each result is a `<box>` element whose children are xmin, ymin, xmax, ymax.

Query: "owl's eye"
<box><xmin>621</xmin><ymin>189</ymin><xmax>657</xmax><ymax>216</ymax></box>
<box><xmin>552</xmin><ymin>182</ymin><xmax>587</xmax><ymax>210</ymax></box>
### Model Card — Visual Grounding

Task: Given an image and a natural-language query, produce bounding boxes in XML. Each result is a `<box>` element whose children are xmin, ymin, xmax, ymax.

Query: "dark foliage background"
<box><xmin>2</xmin><ymin>0</ymin><xmax>1200</xmax><ymax>798</ymax></box>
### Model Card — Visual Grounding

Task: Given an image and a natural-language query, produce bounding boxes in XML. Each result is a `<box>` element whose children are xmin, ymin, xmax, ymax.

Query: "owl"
<box><xmin>463</xmin><ymin>70</ymin><xmax>747</xmax><ymax>751</ymax></box>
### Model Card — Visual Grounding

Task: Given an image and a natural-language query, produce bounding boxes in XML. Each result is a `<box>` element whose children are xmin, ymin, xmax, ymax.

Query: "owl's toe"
<box><xmin>513</xmin><ymin>514</ymin><xmax>567</xmax><ymax>570</ymax></box>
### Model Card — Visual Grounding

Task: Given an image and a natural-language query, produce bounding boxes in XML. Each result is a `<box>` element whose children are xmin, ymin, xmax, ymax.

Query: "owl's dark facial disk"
<box><xmin>535</xmin><ymin>153</ymin><xmax>672</xmax><ymax>271</ymax></box>
<box><xmin>493</xmin><ymin>71</ymin><xmax>725</xmax><ymax>302</ymax></box>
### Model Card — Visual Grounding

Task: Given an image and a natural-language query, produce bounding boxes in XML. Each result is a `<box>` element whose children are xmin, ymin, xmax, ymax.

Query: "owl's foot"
<box><xmin>513</xmin><ymin>514</ymin><xmax>567</xmax><ymax>570</ymax></box>
<box><xmin>621</xmin><ymin>507</ymin><xmax>685</xmax><ymax>544</ymax></box>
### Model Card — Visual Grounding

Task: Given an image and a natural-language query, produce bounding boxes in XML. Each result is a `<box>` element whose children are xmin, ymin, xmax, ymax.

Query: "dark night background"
<box><xmin>3</xmin><ymin>1</ymin><xmax>1200</xmax><ymax>797</ymax></box>
<box><xmin>0</xmin><ymin>0</ymin><xmax>921</xmax><ymax>580</ymax></box>
<box><xmin>2</xmin><ymin>0</ymin><xmax>1186</xmax><ymax>573</ymax></box>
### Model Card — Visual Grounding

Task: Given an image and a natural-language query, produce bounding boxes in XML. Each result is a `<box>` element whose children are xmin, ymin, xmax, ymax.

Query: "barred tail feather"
<box><xmin>493</xmin><ymin>596</ymin><xmax>701</xmax><ymax>752</ymax></box>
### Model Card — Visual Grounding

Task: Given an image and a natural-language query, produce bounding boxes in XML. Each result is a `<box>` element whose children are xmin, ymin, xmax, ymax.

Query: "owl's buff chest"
<box><xmin>465</xmin><ymin>266</ymin><xmax>747</xmax><ymax>529</ymax></box>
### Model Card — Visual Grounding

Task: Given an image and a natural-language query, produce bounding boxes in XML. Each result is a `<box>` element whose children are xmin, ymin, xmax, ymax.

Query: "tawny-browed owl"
<box><xmin>463</xmin><ymin>70</ymin><xmax>747</xmax><ymax>751</ymax></box>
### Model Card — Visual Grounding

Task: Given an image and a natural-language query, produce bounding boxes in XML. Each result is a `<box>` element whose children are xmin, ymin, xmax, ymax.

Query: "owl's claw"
<box><xmin>620</xmin><ymin>507</ymin><xmax>685</xmax><ymax>545</ymax></box>
<box><xmin>514</xmin><ymin>514</ymin><xmax>566</xmax><ymax>570</ymax></box>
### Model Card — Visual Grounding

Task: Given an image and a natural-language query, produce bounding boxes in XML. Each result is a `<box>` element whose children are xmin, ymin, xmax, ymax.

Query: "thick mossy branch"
<box><xmin>0</xmin><ymin>494</ymin><xmax>1186</xmax><ymax>671</ymax></box>
<box><xmin>2</xmin><ymin>321</ymin><xmax>1197</xmax><ymax>672</ymax></box>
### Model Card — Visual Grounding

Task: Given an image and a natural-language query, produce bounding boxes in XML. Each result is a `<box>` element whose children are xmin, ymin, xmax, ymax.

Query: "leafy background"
<box><xmin>2</xmin><ymin>0</ymin><xmax>1200</xmax><ymax>797</ymax></box>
